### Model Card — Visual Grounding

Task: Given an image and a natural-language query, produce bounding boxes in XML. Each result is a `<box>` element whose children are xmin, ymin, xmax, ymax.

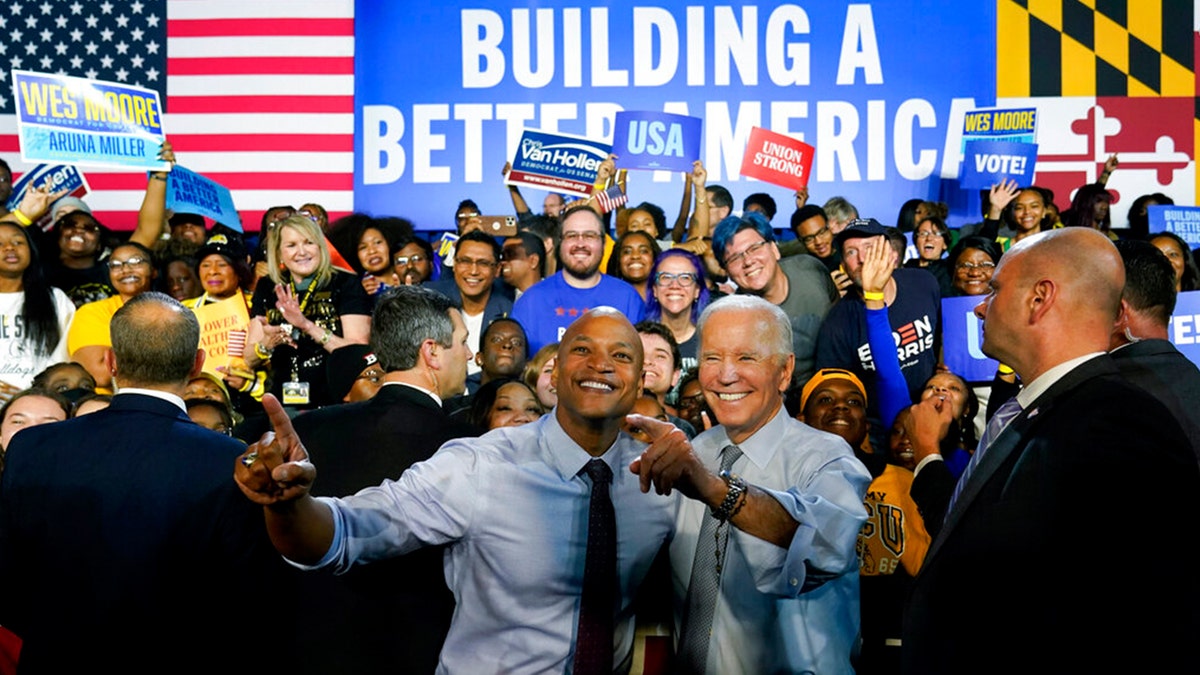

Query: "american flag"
<box><xmin>592</xmin><ymin>184</ymin><xmax>628</xmax><ymax>214</ymax></box>
<box><xmin>0</xmin><ymin>0</ymin><xmax>354</xmax><ymax>232</ymax></box>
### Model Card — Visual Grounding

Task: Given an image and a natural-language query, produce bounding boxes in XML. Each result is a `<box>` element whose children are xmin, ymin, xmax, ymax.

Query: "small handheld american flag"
<box><xmin>592</xmin><ymin>185</ymin><xmax>628</xmax><ymax>214</ymax></box>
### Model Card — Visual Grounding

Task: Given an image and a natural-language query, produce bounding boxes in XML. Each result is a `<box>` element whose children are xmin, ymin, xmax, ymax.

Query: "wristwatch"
<box><xmin>712</xmin><ymin>470</ymin><xmax>747</xmax><ymax>521</ymax></box>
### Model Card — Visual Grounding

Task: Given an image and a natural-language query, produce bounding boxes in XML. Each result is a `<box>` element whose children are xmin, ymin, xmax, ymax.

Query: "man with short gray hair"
<box><xmin>289</xmin><ymin>285</ymin><xmax>479</xmax><ymax>674</ymax></box>
<box><xmin>665</xmin><ymin>294</ymin><xmax>871</xmax><ymax>674</ymax></box>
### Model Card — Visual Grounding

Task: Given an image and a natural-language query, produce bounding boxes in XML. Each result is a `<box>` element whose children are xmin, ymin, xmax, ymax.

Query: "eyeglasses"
<box><xmin>799</xmin><ymin>226</ymin><xmax>831</xmax><ymax>246</ymax></box>
<box><xmin>296</xmin><ymin>209</ymin><xmax>320</xmax><ymax>223</ymax></box>
<box><xmin>394</xmin><ymin>254</ymin><xmax>427</xmax><ymax>266</ymax></box>
<box><xmin>723</xmin><ymin>239</ymin><xmax>769</xmax><ymax>267</ymax></box>
<box><xmin>956</xmin><ymin>261</ymin><xmax>996</xmax><ymax>271</ymax></box>
<box><xmin>654</xmin><ymin>271</ymin><xmax>698</xmax><ymax>287</ymax></box>
<box><xmin>562</xmin><ymin>231</ymin><xmax>602</xmax><ymax>243</ymax></box>
<box><xmin>62</xmin><ymin>221</ymin><xmax>100</xmax><ymax>234</ymax></box>
<box><xmin>915</xmin><ymin>230</ymin><xmax>943</xmax><ymax>239</ymax></box>
<box><xmin>455</xmin><ymin>257</ymin><xmax>496</xmax><ymax>270</ymax></box>
<box><xmin>107</xmin><ymin>257</ymin><xmax>151</xmax><ymax>270</ymax></box>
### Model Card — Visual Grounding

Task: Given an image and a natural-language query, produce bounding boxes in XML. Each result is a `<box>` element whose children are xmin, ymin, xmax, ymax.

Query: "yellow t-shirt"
<box><xmin>67</xmin><ymin>295</ymin><xmax>125</xmax><ymax>357</ymax></box>
<box><xmin>857</xmin><ymin>464</ymin><xmax>931</xmax><ymax>577</ymax></box>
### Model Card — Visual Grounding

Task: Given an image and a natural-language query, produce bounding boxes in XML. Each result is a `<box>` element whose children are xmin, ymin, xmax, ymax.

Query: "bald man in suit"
<box><xmin>901</xmin><ymin>229</ymin><xmax>1200</xmax><ymax>675</ymax></box>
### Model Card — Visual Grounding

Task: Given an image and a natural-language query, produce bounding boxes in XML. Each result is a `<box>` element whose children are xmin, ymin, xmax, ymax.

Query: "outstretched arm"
<box><xmin>670</xmin><ymin>170</ymin><xmax>693</xmax><ymax>243</ymax></box>
<box><xmin>131</xmin><ymin>141</ymin><xmax>176</xmax><ymax>249</ymax></box>
<box><xmin>502</xmin><ymin>162</ymin><xmax>532</xmax><ymax>219</ymax></box>
<box><xmin>860</xmin><ymin>235</ymin><xmax>911</xmax><ymax>428</ymax></box>
<box><xmin>627</xmin><ymin>414</ymin><xmax>798</xmax><ymax>547</ymax></box>
<box><xmin>233</xmin><ymin>394</ymin><xmax>334</xmax><ymax>564</ymax></box>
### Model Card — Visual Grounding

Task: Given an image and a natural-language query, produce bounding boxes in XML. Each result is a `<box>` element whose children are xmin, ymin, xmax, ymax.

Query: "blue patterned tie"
<box><xmin>573</xmin><ymin>459</ymin><xmax>615</xmax><ymax>675</ymax></box>
<box><xmin>946</xmin><ymin>396</ymin><xmax>1023</xmax><ymax>521</ymax></box>
<box><xmin>677</xmin><ymin>444</ymin><xmax>743</xmax><ymax>675</ymax></box>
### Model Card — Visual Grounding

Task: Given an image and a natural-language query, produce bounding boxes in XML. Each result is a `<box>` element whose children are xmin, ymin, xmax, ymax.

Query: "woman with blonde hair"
<box><xmin>245</xmin><ymin>214</ymin><xmax>372</xmax><ymax>410</ymax></box>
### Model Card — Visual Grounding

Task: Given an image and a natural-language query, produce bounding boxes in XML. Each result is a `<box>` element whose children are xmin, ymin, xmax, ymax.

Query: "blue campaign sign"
<box><xmin>1148</xmin><ymin>205</ymin><xmax>1200</xmax><ymax>247</ymax></box>
<box><xmin>611</xmin><ymin>111</ymin><xmax>701</xmax><ymax>172</ymax></box>
<box><xmin>7</xmin><ymin>164</ymin><xmax>90</xmax><ymax>216</ymax></box>
<box><xmin>1168</xmin><ymin>291</ymin><xmax>1200</xmax><ymax>367</ymax></box>
<box><xmin>506</xmin><ymin>129</ymin><xmax>612</xmax><ymax>197</ymax></box>
<box><xmin>959</xmin><ymin>140</ymin><xmax>1038</xmax><ymax>190</ymax></box>
<box><xmin>961</xmin><ymin>107</ymin><xmax>1037</xmax><ymax>146</ymax></box>
<box><xmin>941</xmin><ymin>295</ymin><xmax>997</xmax><ymax>382</ymax></box>
<box><xmin>354</xmin><ymin>1</ymin><xmax>997</xmax><ymax>230</ymax></box>
<box><xmin>164</xmin><ymin>165</ymin><xmax>242</xmax><ymax>231</ymax></box>
<box><xmin>13</xmin><ymin>70</ymin><xmax>168</xmax><ymax>171</ymax></box>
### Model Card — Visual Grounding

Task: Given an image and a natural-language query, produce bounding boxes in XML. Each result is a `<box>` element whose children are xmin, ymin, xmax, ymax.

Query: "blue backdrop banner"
<box><xmin>354</xmin><ymin>1</ymin><xmax>997</xmax><ymax>231</ymax></box>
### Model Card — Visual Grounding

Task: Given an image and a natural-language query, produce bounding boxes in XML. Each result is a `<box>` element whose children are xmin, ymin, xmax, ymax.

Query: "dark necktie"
<box><xmin>676</xmin><ymin>444</ymin><xmax>743</xmax><ymax>675</ymax></box>
<box><xmin>574</xmin><ymin>459</ymin><xmax>615</xmax><ymax>675</ymax></box>
<box><xmin>946</xmin><ymin>395</ymin><xmax>1023</xmax><ymax>520</ymax></box>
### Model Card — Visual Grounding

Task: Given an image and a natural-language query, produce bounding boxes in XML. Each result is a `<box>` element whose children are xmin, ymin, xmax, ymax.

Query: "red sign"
<box><xmin>738</xmin><ymin>126</ymin><xmax>815</xmax><ymax>190</ymax></box>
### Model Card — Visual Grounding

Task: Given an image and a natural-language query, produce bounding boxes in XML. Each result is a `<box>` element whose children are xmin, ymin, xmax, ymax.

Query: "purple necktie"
<box><xmin>946</xmin><ymin>396</ymin><xmax>1023</xmax><ymax>521</ymax></box>
<box><xmin>573</xmin><ymin>459</ymin><xmax>615</xmax><ymax>675</ymax></box>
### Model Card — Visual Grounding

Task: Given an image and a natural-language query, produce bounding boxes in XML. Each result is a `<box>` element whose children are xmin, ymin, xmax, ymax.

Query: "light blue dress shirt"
<box><xmin>303</xmin><ymin>412</ymin><xmax>675</xmax><ymax>674</ymax></box>
<box><xmin>668</xmin><ymin>406</ymin><xmax>872</xmax><ymax>675</ymax></box>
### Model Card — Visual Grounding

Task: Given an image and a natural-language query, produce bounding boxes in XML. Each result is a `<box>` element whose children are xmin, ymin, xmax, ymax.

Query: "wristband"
<box><xmin>10</xmin><ymin>209</ymin><xmax>32</xmax><ymax>227</ymax></box>
<box><xmin>150</xmin><ymin>174</ymin><xmax>168</xmax><ymax>182</ymax></box>
<box><xmin>997</xmin><ymin>363</ymin><xmax>1014</xmax><ymax>375</ymax></box>
<box><xmin>862</xmin><ymin>291</ymin><xmax>885</xmax><ymax>301</ymax></box>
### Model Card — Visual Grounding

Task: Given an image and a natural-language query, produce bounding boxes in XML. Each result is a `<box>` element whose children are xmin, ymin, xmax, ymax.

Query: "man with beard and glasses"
<box><xmin>511</xmin><ymin>206</ymin><xmax>645</xmax><ymax>353</ymax></box>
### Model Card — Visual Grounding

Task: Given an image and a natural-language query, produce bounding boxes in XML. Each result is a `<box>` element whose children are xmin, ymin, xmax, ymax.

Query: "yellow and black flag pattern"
<box><xmin>998</xmin><ymin>0</ymin><xmax>1194</xmax><ymax>98</ymax></box>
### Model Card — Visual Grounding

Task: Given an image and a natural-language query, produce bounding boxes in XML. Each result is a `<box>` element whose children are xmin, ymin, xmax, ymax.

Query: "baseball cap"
<box><xmin>799</xmin><ymin>368</ymin><xmax>869</xmax><ymax>412</ymax></box>
<box><xmin>833</xmin><ymin>217</ymin><xmax>888</xmax><ymax>249</ymax></box>
<box><xmin>50</xmin><ymin>196</ymin><xmax>92</xmax><ymax>224</ymax></box>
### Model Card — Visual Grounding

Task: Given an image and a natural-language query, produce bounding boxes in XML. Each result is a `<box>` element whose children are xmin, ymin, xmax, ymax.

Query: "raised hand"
<box><xmin>274</xmin><ymin>283</ymin><xmax>308</xmax><ymax>329</ymax></box>
<box><xmin>690</xmin><ymin>160</ymin><xmax>707</xmax><ymax>189</ymax></box>
<box><xmin>794</xmin><ymin>186</ymin><xmax>809</xmax><ymax>210</ymax></box>
<box><xmin>902</xmin><ymin>396</ymin><xmax>955</xmax><ymax>464</ymax></box>
<box><xmin>14</xmin><ymin>180</ymin><xmax>69</xmax><ymax>222</ymax></box>
<box><xmin>987</xmin><ymin>179</ymin><xmax>1020</xmax><ymax>220</ymax></box>
<box><xmin>627</xmin><ymin>413</ymin><xmax>718</xmax><ymax>499</ymax></box>
<box><xmin>860</xmin><ymin>235</ymin><xmax>895</xmax><ymax>298</ymax></box>
<box><xmin>234</xmin><ymin>394</ymin><xmax>316</xmax><ymax>506</ymax></box>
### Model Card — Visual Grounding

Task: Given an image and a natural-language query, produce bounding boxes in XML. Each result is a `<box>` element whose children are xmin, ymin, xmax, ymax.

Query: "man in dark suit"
<box><xmin>0</xmin><ymin>292</ymin><xmax>292</xmax><ymax>674</ymax></box>
<box><xmin>1110</xmin><ymin>239</ymin><xmax>1200</xmax><ymax>462</ymax></box>
<box><xmin>288</xmin><ymin>285</ymin><xmax>479</xmax><ymax>674</ymax></box>
<box><xmin>901</xmin><ymin>229</ymin><xmax>1200</xmax><ymax>674</ymax></box>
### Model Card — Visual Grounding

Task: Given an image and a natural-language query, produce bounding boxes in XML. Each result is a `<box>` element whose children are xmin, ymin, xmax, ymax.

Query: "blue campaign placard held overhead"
<box><xmin>353</xmin><ymin>1</ymin><xmax>997</xmax><ymax>230</ymax></box>
<box><xmin>164</xmin><ymin>165</ymin><xmax>242</xmax><ymax>231</ymax></box>
<box><xmin>941</xmin><ymin>295</ymin><xmax>998</xmax><ymax>383</ymax></box>
<box><xmin>506</xmin><ymin>129</ymin><xmax>612</xmax><ymax>197</ymax></box>
<box><xmin>959</xmin><ymin>140</ymin><xmax>1038</xmax><ymax>190</ymax></box>
<box><xmin>12</xmin><ymin>70</ymin><xmax>169</xmax><ymax>171</ymax></box>
<box><xmin>611</xmin><ymin>111</ymin><xmax>702</xmax><ymax>172</ymax></box>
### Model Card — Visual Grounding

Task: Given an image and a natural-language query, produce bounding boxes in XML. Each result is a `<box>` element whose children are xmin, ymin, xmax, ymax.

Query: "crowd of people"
<box><xmin>0</xmin><ymin>145</ymin><xmax>1197</xmax><ymax>675</ymax></box>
